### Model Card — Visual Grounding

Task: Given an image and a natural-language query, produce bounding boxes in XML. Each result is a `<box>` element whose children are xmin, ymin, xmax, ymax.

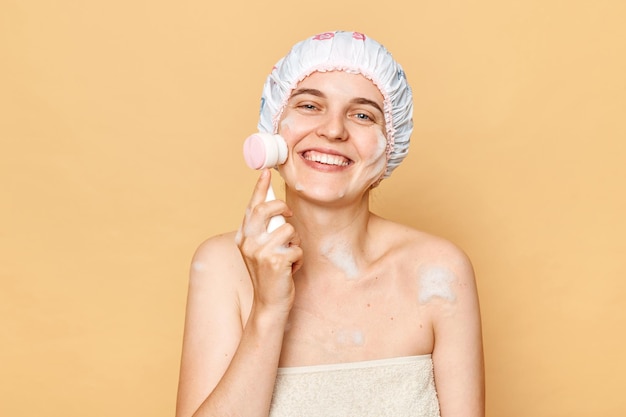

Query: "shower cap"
<box><xmin>258</xmin><ymin>30</ymin><xmax>413</xmax><ymax>179</ymax></box>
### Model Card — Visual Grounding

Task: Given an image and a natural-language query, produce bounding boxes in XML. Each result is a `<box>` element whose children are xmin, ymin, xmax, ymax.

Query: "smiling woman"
<box><xmin>175</xmin><ymin>31</ymin><xmax>484</xmax><ymax>417</ymax></box>
<box><xmin>277</xmin><ymin>71</ymin><xmax>389</xmax><ymax>200</ymax></box>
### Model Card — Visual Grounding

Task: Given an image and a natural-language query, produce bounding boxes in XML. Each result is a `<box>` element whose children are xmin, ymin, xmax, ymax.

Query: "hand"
<box><xmin>236</xmin><ymin>170</ymin><xmax>303</xmax><ymax>312</ymax></box>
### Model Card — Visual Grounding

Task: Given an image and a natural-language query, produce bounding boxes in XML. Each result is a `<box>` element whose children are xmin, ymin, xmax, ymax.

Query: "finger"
<box><xmin>287</xmin><ymin>229</ymin><xmax>301</xmax><ymax>248</ymax></box>
<box><xmin>239</xmin><ymin>170</ymin><xmax>272</xmax><ymax>238</ymax></box>
<box><xmin>247</xmin><ymin>169</ymin><xmax>272</xmax><ymax>209</ymax></box>
<box><xmin>291</xmin><ymin>255</ymin><xmax>304</xmax><ymax>275</ymax></box>
<box><xmin>261</xmin><ymin>199</ymin><xmax>292</xmax><ymax>221</ymax></box>
<box><xmin>265</xmin><ymin>223</ymin><xmax>303</xmax><ymax>261</ymax></box>
<box><xmin>288</xmin><ymin>233</ymin><xmax>304</xmax><ymax>273</ymax></box>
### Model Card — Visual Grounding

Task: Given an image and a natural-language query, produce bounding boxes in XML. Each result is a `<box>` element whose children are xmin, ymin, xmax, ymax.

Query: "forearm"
<box><xmin>189</xmin><ymin>304</ymin><xmax>288</xmax><ymax>417</ymax></box>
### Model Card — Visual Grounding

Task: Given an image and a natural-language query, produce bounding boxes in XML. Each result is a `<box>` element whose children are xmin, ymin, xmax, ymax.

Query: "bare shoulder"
<box><xmin>374</xmin><ymin>217</ymin><xmax>477</xmax><ymax>308</ymax></box>
<box><xmin>378</xmin><ymin>217</ymin><xmax>474</xmax><ymax>276</ymax></box>
<box><xmin>186</xmin><ymin>231</ymin><xmax>251</xmax><ymax>310</ymax></box>
<box><xmin>191</xmin><ymin>231</ymin><xmax>242</xmax><ymax>268</ymax></box>
<box><xmin>190</xmin><ymin>232</ymin><xmax>247</xmax><ymax>281</ymax></box>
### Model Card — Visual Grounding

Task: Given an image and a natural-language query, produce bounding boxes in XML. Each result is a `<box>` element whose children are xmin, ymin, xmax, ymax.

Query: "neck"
<box><xmin>285</xmin><ymin>187</ymin><xmax>379</xmax><ymax>281</ymax></box>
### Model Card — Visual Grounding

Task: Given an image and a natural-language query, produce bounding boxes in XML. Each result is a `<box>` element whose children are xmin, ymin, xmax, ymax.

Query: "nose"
<box><xmin>316</xmin><ymin>110</ymin><xmax>348</xmax><ymax>141</ymax></box>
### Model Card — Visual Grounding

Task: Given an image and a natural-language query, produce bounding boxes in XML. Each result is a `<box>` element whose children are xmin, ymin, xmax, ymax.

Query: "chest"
<box><xmin>278</xmin><ymin>271</ymin><xmax>434</xmax><ymax>367</ymax></box>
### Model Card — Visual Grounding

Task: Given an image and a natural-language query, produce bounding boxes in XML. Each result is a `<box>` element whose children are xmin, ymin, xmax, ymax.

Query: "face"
<box><xmin>277</xmin><ymin>71</ymin><xmax>388</xmax><ymax>204</ymax></box>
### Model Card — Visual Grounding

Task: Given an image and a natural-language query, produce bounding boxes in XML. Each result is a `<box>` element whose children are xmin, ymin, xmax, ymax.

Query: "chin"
<box><xmin>303</xmin><ymin>186</ymin><xmax>346</xmax><ymax>201</ymax></box>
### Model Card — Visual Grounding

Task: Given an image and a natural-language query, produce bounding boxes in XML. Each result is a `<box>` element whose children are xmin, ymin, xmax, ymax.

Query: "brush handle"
<box><xmin>265</xmin><ymin>185</ymin><xmax>286</xmax><ymax>233</ymax></box>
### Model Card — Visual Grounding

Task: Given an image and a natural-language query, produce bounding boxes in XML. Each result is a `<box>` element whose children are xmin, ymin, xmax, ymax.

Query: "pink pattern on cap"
<box><xmin>313</xmin><ymin>32</ymin><xmax>335</xmax><ymax>41</ymax></box>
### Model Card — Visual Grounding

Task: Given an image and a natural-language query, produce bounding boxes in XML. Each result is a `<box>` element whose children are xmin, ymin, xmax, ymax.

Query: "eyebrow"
<box><xmin>351</xmin><ymin>97</ymin><xmax>384</xmax><ymax>115</ymax></box>
<box><xmin>290</xmin><ymin>88</ymin><xmax>384</xmax><ymax>115</ymax></box>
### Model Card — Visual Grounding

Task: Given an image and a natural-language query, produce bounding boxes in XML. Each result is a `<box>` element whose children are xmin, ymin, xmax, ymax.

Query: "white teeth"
<box><xmin>304</xmin><ymin>151</ymin><xmax>350</xmax><ymax>166</ymax></box>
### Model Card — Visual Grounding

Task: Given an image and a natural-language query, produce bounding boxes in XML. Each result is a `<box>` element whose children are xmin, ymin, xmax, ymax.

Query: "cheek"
<box><xmin>277</xmin><ymin>116</ymin><xmax>299</xmax><ymax>160</ymax></box>
<box><xmin>374</xmin><ymin>130</ymin><xmax>388</xmax><ymax>160</ymax></box>
<box><xmin>362</xmin><ymin>130</ymin><xmax>388</xmax><ymax>173</ymax></box>
<box><xmin>278</xmin><ymin>114</ymin><xmax>308</xmax><ymax>150</ymax></box>
<box><xmin>278</xmin><ymin>114</ymin><xmax>296</xmax><ymax>135</ymax></box>
<box><xmin>276</xmin><ymin>115</ymin><xmax>300</xmax><ymax>186</ymax></box>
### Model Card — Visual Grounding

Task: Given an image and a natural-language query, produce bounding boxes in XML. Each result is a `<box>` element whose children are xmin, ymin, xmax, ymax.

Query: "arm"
<box><xmin>175</xmin><ymin>170</ymin><xmax>302</xmax><ymax>417</ymax></box>
<box><xmin>431</xmin><ymin>244</ymin><xmax>485</xmax><ymax>417</ymax></box>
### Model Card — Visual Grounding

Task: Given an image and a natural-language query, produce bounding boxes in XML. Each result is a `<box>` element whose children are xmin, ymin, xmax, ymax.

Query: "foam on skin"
<box><xmin>320</xmin><ymin>238</ymin><xmax>360</xmax><ymax>279</ymax></box>
<box><xmin>336</xmin><ymin>328</ymin><xmax>365</xmax><ymax>346</ymax></box>
<box><xmin>359</xmin><ymin>129</ymin><xmax>388</xmax><ymax>187</ymax></box>
<box><xmin>418</xmin><ymin>265</ymin><xmax>457</xmax><ymax>304</ymax></box>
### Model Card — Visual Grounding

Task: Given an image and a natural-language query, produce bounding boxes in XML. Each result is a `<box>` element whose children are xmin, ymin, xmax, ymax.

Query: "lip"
<box><xmin>298</xmin><ymin>147</ymin><xmax>353</xmax><ymax>171</ymax></box>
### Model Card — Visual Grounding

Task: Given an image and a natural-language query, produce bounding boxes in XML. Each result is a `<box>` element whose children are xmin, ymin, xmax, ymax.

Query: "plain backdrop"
<box><xmin>1</xmin><ymin>1</ymin><xmax>625</xmax><ymax>416</ymax></box>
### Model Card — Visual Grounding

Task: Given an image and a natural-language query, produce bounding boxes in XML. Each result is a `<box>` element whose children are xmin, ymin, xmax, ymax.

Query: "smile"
<box><xmin>302</xmin><ymin>150</ymin><xmax>352</xmax><ymax>167</ymax></box>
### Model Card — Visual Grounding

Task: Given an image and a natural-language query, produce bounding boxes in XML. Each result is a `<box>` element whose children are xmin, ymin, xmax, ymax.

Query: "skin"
<box><xmin>277</xmin><ymin>71</ymin><xmax>389</xmax><ymax>204</ymax></box>
<box><xmin>175</xmin><ymin>71</ymin><xmax>484</xmax><ymax>417</ymax></box>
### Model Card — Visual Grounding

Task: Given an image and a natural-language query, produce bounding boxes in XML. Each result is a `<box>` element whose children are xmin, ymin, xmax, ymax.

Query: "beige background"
<box><xmin>1</xmin><ymin>0</ymin><xmax>625</xmax><ymax>416</ymax></box>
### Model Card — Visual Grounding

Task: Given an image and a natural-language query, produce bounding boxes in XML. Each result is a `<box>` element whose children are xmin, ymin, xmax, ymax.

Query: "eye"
<box><xmin>293</xmin><ymin>101</ymin><xmax>322</xmax><ymax>113</ymax></box>
<box><xmin>351</xmin><ymin>111</ymin><xmax>378</xmax><ymax>124</ymax></box>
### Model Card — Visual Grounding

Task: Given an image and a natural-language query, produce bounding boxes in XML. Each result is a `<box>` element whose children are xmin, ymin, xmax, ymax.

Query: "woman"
<box><xmin>176</xmin><ymin>31</ymin><xmax>484</xmax><ymax>417</ymax></box>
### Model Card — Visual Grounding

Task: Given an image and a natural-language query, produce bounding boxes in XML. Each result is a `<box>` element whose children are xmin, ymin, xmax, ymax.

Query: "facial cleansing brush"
<box><xmin>242</xmin><ymin>133</ymin><xmax>288</xmax><ymax>232</ymax></box>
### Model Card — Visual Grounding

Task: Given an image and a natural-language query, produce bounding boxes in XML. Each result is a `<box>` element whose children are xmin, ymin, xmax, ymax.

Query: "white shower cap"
<box><xmin>258</xmin><ymin>30</ymin><xmax>413</xmax><ymax>179</ymax></box>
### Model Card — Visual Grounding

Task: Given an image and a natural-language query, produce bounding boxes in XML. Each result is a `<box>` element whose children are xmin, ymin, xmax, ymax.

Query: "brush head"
<box><xmin>243</xmin><ymin>133</ymin><xmax>288</xmax><ymax>169</ymax></box>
